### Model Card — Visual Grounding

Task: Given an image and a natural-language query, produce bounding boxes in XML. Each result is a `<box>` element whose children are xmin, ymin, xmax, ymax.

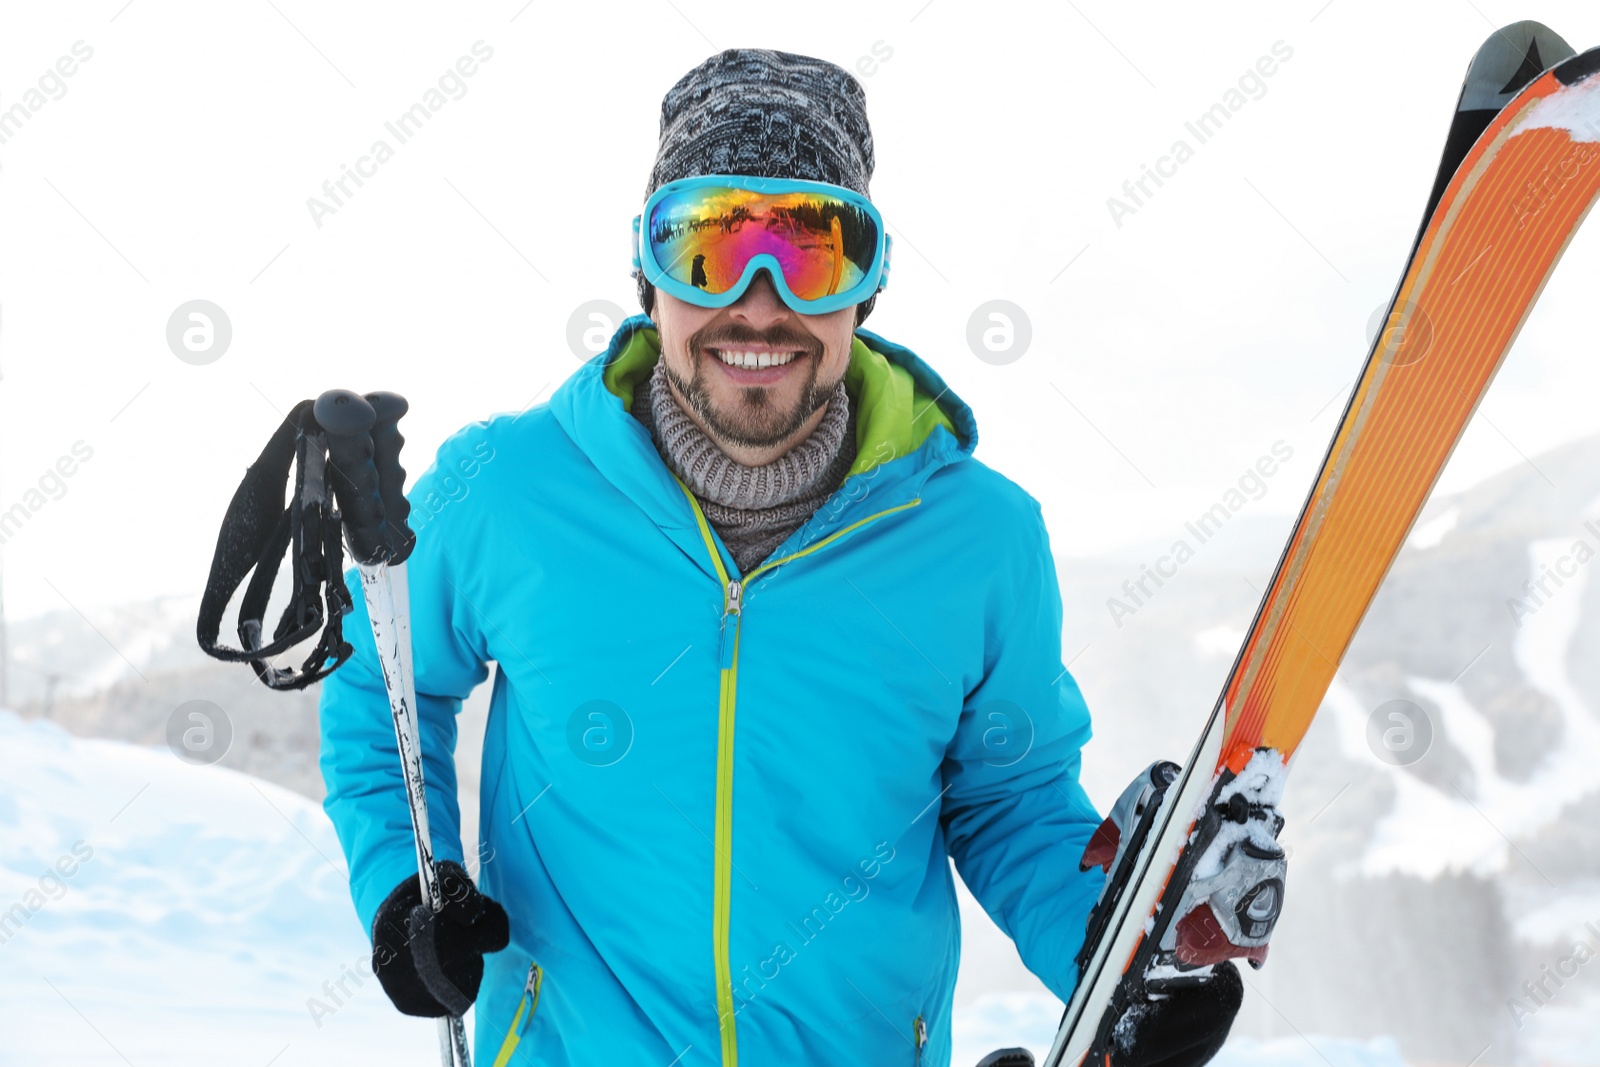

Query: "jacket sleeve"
<box><xmin>941</xmin><ymin>494</ymin><xmax>1106</xmax><ymax>1003</ymax></box>
<box><xmin>318</xmin><ymin>424</ymin><xmax>496</xmax><ymax>936</ymax></box>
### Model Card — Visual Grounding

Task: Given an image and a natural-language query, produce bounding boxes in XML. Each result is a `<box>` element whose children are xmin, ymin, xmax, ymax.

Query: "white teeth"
<box><xmin>713</xmin><ymin>349</ymin><xmax>799</xmax><ymax>369</ymax></box>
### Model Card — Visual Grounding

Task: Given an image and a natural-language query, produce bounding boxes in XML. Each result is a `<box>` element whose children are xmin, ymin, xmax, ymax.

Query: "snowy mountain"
<box><xmin>5</xmin><ymin>593</ymin><xmax>203</xmax><ymax>706</ymax></box>
<box><xmin>10</xmin><ymin>433</ymin><xmax>1600</xmax><ymax>1063</ymax></box>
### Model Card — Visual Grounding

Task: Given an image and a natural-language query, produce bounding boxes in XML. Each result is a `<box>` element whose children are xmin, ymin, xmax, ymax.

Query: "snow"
<box><xmin>0</xmin><ymin>707</ymin><xmax>1429</xmax><ymax>1067</ymax></box>
<box><xmin>1516</xmin><ymin>71</ymin><xmax>1600</xmax><ymax>142</ymax></box>
<box><xmin>1216</xmin><ymin>749</ymin><xmax>1288</xmax><ymax>809</ymax></box>
<box><xmin>1143</xmin><ymin>960</ymin><xmax>1211</xmax><ymax>986</ymax></box>
<box><xmin>1191</xmin><ymin>749</ymin><xmax>1287</xmax><ymax>881</ymax></box>
<box><xmin>1110</xmin><ymin>998</ymin><xmax>1149</xmax><ymax>1050</ymax></box>
<box><xmin>0</xmin><ymin>710</ymin><xmax>446</xmax><ymax>1065</ymax></box>
<box><xmin>1519</xmin><ymin>991</ymin><xmax>1600</xmax><ymax>1067</ymax></box>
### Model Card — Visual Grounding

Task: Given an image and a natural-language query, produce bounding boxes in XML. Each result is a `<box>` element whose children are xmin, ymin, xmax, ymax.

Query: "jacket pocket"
<box><xmin>490</xmin><ymin>960</ymin><xmax>544</xmax><ymax>1067</ymax></box>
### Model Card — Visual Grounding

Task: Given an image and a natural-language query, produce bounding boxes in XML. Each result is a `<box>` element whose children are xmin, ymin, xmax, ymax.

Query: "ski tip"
<box><xmin>1553</xmin><ymin>45</ymin><xmax>1600</xmax><ymax>88</ymax></box>
<box><xmin>1460</xmin><ymin>22</ymin><xmax>1575</xmax><ymax>112</ymax></box>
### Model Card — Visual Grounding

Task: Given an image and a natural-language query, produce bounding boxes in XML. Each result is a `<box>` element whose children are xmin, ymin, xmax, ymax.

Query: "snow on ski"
<box><xmin>1038</xmin><ymin>25</ymin><xmax>1600</xmax><ymax>1067</ymax></box>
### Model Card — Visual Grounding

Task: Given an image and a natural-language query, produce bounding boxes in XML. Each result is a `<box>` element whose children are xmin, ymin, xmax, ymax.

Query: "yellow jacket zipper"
<box><xmin>490</xmin><ymin>961</ymin><xmax>544</xmax><ymax>1067</ymax></box>
<box><xmin>676</xmin><ymin>476</ymin><xmax>920</xmax><ymax>1066</ymax></box>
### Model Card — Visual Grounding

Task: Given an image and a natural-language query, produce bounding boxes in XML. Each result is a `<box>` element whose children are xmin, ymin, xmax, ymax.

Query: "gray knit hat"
<box><xmin>637</xmin><ymin>48</ymin><xmax>879</xmax><ymax>325</ymax></box>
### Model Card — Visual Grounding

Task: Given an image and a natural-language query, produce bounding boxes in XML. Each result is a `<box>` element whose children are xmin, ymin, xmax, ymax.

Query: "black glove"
<box><xmin>371</xmin><ymin>860</ymin><xmax>511</xmax><ymax>1017</ymax></box>
<box><xmin>1110</xmin><ymin>961</ymin><xmax>1243</xmax><ymax>1067</ymax></box>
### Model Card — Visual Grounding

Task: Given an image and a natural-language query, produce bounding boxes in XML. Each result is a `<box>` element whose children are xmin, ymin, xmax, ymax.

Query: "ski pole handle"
<box><xmin>365</xmin><ymin>391</ymin><xmax>416</xmax><ymax>565</ymax></box>
<box><xmin>313</xmin><ymin>389</ymin><xmax>390</xmax><ymax>566</ymax></box>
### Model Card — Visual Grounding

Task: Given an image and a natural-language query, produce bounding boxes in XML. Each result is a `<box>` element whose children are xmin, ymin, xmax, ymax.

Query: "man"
<box><xmin>320</xmin><ymin>48</ymin><xmax>1242</xmax><ymax>1066</ymax></box>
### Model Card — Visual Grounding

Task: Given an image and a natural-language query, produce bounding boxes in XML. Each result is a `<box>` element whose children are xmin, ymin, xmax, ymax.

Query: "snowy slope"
<box><xmin>0</xmin><ymin>710</ymin><xmax>446</xmax><ymax>1066</ymax></box>
<box><xmin>0</xmin><ymin>709</ymin><xmax>1416</xmax><ymax>1066</ymax></box>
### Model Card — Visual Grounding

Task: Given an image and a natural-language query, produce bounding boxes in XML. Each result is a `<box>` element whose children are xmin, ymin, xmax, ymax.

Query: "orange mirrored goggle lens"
<box><xmin>646</xmin><ymin>185</ymin><xmax>881</xmax><ymax>302</ymax></box>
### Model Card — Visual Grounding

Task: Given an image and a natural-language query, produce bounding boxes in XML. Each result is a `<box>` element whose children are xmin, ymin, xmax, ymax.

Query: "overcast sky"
<box><xmin>2</xmin><ymin>0</ymin><xmax>1599</xmax><ymax>622</ymax></box>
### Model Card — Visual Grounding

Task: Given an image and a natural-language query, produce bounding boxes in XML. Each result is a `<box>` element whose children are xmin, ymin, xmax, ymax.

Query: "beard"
<box><xmin>665</xmin><ymin>321</ymin><xmax>839</xmax><ymax>450</ymax></box>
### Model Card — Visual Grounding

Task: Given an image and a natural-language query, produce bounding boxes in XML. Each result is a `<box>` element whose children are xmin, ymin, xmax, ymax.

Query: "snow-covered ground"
<box><xmin>0</xmin><ymin>709</ymin><xmax>1419</xmax><ymax>1066</ymax></box>
<box><xmin>0</xmin><ymin>710</ymin><xmax>442</xmax><ymax>1065</ymax></box>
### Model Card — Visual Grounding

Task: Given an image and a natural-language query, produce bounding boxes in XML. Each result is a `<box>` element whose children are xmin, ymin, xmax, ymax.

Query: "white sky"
<box><xmin>2</xmin><ymin>0</ymin><xmax>1599</xmax><ymax>621</ymax></box>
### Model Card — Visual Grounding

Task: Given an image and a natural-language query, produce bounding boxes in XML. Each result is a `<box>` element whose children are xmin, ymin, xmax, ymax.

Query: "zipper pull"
<box><xmin>718</xmin><ymin>579</ymin><xmax>742</xmax><ymax>670</ymax></box>
<box><xmin>522</xmin><ymin>961</ymin><xmax>542</xmax><ymax>1000</ymax></box>
<box><xmin>913</xmin><ymin>1014</ymin><xmax>927</xmax><ymax>1062</ymax></box>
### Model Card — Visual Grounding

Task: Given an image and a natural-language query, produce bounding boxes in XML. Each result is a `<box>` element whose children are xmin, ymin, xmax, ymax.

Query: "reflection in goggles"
<box><xmin>648</xmin><ymin>189</ymin><xmax>879</xmax><ymax>302</ymax></box>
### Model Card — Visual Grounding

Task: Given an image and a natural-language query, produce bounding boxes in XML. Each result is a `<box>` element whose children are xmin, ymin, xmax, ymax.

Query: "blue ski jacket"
<box><xmin>319</xmin><ymin>316</ymin><xmax>1105</xmax><ymax>1067</ymax></box>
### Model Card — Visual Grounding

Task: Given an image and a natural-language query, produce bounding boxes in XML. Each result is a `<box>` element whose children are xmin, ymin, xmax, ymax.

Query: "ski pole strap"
<box><xmin>196</xmin><ymin>400</ymin><xmax>351</xmax><ymax>689</ymax></box>
<box><xmin>196</xmin><ymin>400</ymin><xmax>306</xmax><ymax>658</ymax></box>
<box><xmin>195</xmin><ymin>388</ymin><xmax>415</xmax><ymax>691</ymax></box>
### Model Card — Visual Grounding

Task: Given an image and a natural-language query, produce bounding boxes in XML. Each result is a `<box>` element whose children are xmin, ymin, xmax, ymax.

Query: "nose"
<box><xmin>727</xmin><ymin>269</ymin><xmax>790</xmax><ymax>330</ymax></box>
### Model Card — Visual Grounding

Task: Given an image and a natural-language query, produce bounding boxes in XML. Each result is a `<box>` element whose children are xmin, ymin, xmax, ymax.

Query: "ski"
<box><xmin>1029</xmin><ymin>22</ymin><xmax>1600</xmax><ymax>1067</ymax></box>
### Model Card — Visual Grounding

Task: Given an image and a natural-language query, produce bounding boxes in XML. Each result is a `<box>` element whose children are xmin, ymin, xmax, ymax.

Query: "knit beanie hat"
<box><xmin>636</xmin><ymin>48</ymin><xmax>879</xmax><ymax>326</ymax></box>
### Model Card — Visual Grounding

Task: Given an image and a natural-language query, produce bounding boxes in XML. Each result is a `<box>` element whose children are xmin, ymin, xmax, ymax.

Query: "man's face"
<box><xmin>650</xmin><ymin>271</ymin><xmax>857</xmax><ymax>453</ymax></box>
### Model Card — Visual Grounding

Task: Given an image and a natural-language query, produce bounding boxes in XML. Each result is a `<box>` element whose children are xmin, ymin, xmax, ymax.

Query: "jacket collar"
<box><xmin>548</xmin><ymin>314</ymin><xmax>978</xmax><ymax>578</ymax></box>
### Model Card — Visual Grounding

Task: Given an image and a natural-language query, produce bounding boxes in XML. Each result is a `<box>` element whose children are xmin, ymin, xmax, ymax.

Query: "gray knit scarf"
<box><xmin>631</xmin><ymin>356</ymin><xmax>857</xmax><ymax>572</ymax></box>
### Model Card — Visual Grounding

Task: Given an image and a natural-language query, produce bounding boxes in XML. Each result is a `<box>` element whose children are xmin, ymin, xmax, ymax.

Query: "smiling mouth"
<box><xmin>706</xmin><ymin>348</ymin><xmax>805</xmax><ymax>370</ymax></box>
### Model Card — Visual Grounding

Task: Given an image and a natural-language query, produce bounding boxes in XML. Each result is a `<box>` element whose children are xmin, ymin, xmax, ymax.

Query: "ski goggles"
<box><xmin>631</xmin><ymin>174</ymin><xmax>891</xmax><ymax>316</ymax></box>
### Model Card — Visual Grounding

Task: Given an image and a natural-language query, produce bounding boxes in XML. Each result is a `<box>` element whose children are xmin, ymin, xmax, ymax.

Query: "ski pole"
<box><xmin>315</xmin><ymin>389</ymin><xmax>472</xmax><ymax>1067</ymax></box>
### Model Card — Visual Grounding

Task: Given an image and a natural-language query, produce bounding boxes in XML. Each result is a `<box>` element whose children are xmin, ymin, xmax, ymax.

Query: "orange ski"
<box><xmin>1031</xmin><ymin>24</ymin><xmax>1600</xmax><ymax>1067</ymax></box>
